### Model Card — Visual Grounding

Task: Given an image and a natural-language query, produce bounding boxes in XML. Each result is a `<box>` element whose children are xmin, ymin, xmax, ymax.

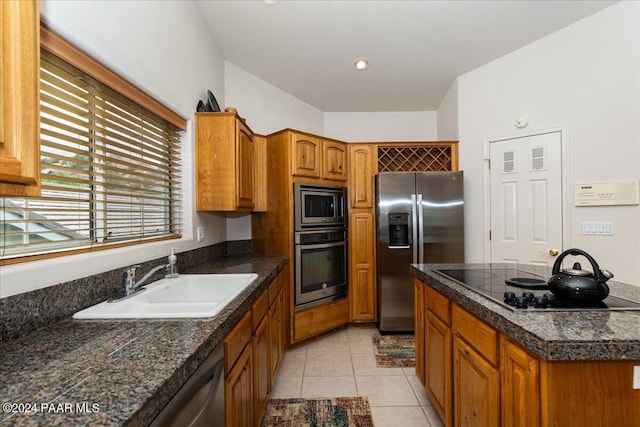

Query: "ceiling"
<box><xmin>197</xmin><ymin>0</ymin><xmax>616</xmax><ymax>112</ymax></box>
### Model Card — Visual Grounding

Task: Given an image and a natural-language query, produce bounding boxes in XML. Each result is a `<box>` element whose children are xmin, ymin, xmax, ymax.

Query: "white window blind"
<box><xmin>0</xmin><ymin>48</ymin><xmax>182</xmax><ymax>261</ymax></box>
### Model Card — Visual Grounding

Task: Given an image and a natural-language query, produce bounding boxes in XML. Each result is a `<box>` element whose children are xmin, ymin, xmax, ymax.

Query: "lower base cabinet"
<box><xmin>225</xmin><ymin>270</ymin><xmax>288</xmax><ymax>426</ymax></box>
<box><xmin>226</xmin><ymin>343</ymin><xmax>254</xmax><ymax>427</ymax></box>
<box><xmin>293</xmin><ymin>297</ymin><xmax>349</xmax><ymax>343</ymax></box>
<box><xmin>500</xmin><ymin>337</ymin><xmax>540</xmax><ymax>427</ymax></box>
<box><xmin>416</xmin><ymin>279</ymin><xmax>640</xmax><ymax>427</ymax></box>
<box><xmin>426</xmin><ymin>311</ymin><xmax>452</xmax><ymax>425</ymax></box>
<box><xmin>453</xmin><ymin>336</ymin><xmax>499</xmax><ymax>427</ymax></box>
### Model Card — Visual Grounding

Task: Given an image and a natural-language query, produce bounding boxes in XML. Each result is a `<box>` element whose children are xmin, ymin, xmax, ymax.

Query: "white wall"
<box><xmin>457</xmin><ymin>1</ymin><xmax>640</xmax><ymax>284</ymax></box>
<box><xmin>224</xmin><ymin>62</ymin><xmax>324</xmax><ymax>136</ymax></box>
<box><xmin>1</xmin><ymin>0</ymin><xmax>228</xmax><ymax>297</ymax></box>
<box><xmin>223</xmin><ymin>61</ymin><xmax>326</xmax><ymax>240</ymax></box>
<box><xmin>436</xmin><ymin>80</ymin><xmax>459</xmax><ymax>141</ymax></box>
<box><xmin>323</xmin><ymin>111</ymin><xmax>437</xmax><ymax>142</ymax></box>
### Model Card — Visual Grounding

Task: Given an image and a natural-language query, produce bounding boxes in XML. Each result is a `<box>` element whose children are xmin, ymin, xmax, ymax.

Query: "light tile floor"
<box><xmin>270</xmin><ymin>324</ymin><xmax>444</xmax><ymax>427</ymax></box>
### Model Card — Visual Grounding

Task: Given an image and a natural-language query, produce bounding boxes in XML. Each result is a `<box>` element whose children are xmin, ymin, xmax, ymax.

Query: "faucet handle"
<box><xmin>123</xmin><ymin>265</ymin><xmax>140</xmax><ymax>287</ymax></box>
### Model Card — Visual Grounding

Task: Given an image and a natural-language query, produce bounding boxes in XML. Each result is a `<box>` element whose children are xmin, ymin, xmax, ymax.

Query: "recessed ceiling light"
<box><xmin>353</xmin><ymin>57</ymin><xmax>369</xmax><ymax>70</ymax></box>
<box><xmin>263</xmin><ymin>0</ymin><xmax>279</xmax><ymax>4</ymax></box>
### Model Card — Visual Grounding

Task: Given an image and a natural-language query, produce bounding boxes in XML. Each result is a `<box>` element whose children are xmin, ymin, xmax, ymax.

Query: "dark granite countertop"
<box><xmin>412</xmin><ymin>263</ymin><xmax>640</xmax><ymax>361</ymax></box>
<box><xmin>0</xmin><ymin>255</ymin><xmax>287</xmax><ymax>427</ymax></box>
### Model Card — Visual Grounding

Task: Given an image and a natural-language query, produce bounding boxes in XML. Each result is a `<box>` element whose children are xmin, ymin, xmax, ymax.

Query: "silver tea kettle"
<box><xmin>548</xmin><ymin>248</ymin><xmax>613</xmax><ymax>301</ymax></box>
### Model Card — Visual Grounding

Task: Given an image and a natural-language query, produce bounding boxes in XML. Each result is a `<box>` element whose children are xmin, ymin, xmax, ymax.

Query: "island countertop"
<box><xmin>0</xmin><ymin>255</ymin><xmax>287</xmax><ymax>427</ymax></box>
<box><xmin>411</xmin><ymin>263</ymin><xmax>640</xmax><ymax>361</ymax></box>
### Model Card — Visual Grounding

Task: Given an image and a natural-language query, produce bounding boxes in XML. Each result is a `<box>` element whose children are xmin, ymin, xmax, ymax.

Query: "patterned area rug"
<box><xmin>372</xmin><ymin>334</ymin><xmax>415</xmax><ymax>367</ymax></box>
<box><xmin>262</xmin><ymin>397</ymin><xmax>374</xmax><ymax>427</ymax></box>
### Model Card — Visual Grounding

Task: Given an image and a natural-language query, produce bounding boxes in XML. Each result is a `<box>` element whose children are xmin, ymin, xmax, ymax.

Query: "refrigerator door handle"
<box><xmin>417</xmin><ymin>193</ymin><xmax>424</xmax><ymax>263</ymax></box>
<box><xmin>411</xmin><ymin>193</ymin><xmax>418</xmax><ymax>263</ymax></box>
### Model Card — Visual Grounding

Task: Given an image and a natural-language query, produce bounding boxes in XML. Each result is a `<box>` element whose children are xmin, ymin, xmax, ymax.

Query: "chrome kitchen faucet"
<box><xmin>109</xmin><ymin>250</ymin><xmax>179</xmax><ymax>302</ymax></box>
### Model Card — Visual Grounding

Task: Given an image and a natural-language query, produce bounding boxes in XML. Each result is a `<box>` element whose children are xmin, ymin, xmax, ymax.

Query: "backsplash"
<box><xmin>0</xmin><ymin>240</ymin><xmax>252</xmax><ymax>341</ymax></box>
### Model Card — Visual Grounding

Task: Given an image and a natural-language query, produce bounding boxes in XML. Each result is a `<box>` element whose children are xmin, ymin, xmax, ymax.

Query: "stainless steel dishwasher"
<box><xmin>150</xmin><ymin>344</ymin><xmax>225</xmax><ymax>427</ymax></box>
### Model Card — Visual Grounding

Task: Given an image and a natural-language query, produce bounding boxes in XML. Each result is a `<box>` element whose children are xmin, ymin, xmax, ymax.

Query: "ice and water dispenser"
<box><xmin>388</xmin><ymin>213</ymin><xmax>410</xmax><ymax>248</ymax></box>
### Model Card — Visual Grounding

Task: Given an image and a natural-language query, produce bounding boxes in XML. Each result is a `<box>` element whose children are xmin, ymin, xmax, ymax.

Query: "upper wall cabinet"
<box><xmin>348</xmin><ymin>144</ymin><xmax>375</xmax><ymax>208</ymax></box>
<box><xmin>322</xmin><ymin>140</ymin><xmax>347</xmax><ymax>181</ymax></box>
<box><xmin>290</xmin><ymin>131</ymin><xmax>346</xmax><ymax>182</ymax></box>
<box><xmin>0</xmin><ymin>0</ymin><xmax>41</xmax><ymax>197</ymax></box>
<box><xmin>291</xmin><ymin>132</ymin><xmax>321</xmax><ymax>179</ymax></box>
<box><xmin>196</xmin><ymin>112</ymin><xmax>255</xmax><ymax>211</ymax></box>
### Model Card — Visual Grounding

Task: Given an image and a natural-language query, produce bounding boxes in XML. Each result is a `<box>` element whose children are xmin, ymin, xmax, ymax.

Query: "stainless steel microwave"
<box><xmin>294</xmin><ymin>183</ymin><xmax>346</xmax><ymax>230</ymax></box>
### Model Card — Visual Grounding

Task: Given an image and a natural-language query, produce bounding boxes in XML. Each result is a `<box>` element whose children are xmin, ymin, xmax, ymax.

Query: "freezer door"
<box><xmin>376</xmin><ymin>172</ymin><xmax>416</xmax><ymax>332</ymax></box>
<box><xmin>416</xmin><ymin>171</ymin><xmax>465</xmax><ymax>263</ymax></box>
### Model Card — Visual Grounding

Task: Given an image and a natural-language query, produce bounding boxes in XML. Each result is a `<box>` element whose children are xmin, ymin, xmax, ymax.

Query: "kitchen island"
<box><xmin>0</xmin><ymin>255</ymin><xmax>287</xmax><ymax>426</ymax></box>
<box><xmin>412</xmin><ymin>263</ymin><xmax>640</xmax><ymax>427</ymax></box>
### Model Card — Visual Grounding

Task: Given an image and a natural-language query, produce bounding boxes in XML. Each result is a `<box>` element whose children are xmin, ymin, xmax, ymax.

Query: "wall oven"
<box><xmin>294</xmin><ymin>183</ymin><xmax>346</xmax><ymax>230</ymax></box>
<box><xmin>294</xmin><ymin>228</ymin><xmax>348</xmax><ymax>310</ymax></box>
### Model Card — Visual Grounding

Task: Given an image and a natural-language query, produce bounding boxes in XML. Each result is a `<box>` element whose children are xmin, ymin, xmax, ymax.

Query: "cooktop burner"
<box><xmin>434</xmin><ymin>268</ymin><xmax>640</xmax><ymax>311</ymax></box>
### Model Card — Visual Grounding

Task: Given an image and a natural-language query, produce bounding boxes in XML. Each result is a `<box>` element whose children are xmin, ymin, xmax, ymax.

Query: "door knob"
<box><xmin>549</xmin><ymin>248</ymin><xmax>559</xmax><ymax>257</ymax></box>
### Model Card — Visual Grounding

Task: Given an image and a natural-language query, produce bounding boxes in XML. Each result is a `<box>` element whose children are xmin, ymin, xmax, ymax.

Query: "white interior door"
<box><xmin>489</xmin><ymin>131</ymin><xmax>563</xmax><ymax>266</ymax></box>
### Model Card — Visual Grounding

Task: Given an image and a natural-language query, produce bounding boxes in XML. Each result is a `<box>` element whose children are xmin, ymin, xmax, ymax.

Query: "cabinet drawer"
<box><xmin>426</xmin><ymin>286</ymin><xmax>451</xmax><ymax>326</ymax></box>
<box><xmin>452</xmin><ymin>304</ymin><xmax>498</xmax><ymax>366</ymax></box>
<box><xmin>224</xmin><ymin>310</ymin><xmax>252</xmax><ymax>374</ymax></box>
<box><xmin>252</xmin><ymin>290</ymin><xmax>269</xmax><ymax>330</ymax></box>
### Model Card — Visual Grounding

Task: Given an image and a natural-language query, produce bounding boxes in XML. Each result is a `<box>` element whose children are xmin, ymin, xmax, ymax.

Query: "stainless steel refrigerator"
<box><xmin>376</xmin><ymin>171</ymin><xmax>464</xmax><ymax>332</ymax></box>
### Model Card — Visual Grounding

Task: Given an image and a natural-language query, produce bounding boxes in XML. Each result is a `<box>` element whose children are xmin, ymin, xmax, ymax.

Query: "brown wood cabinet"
<box><xmin>453</xmin><ymin>336</ymin><xmax>500</xmax><ymax>427</ymax></box>
<box><xmin>291</xmin><ymin>132</ymin><xmax>321</xmax><ymax>178</ymax></box>
<box><xmin>293</xmin><ymin>297</ymin><xmax>349</xmax><ymax>343</ymax></box>
<box><xmin>225</xmin><ymin>270</ymin><xmax>288</xmax><ymax>427</ymax></box>
<box><xmin>251</xmin><ymin>291</ymin><xmax>270</xmax><ymax>427</ymax></box>
<box><xmin>290</xmin><ymin>131</ymin><xmax>346</xmax><ymax>182</ymax></box>
<box><xmin>500</xmin><ymin>336</ymin><xmax>540</xmax><ymax>427</ymax></box>
<box><xmin>252</xmin><ymin>314</ymin><xmax>269</xmax><ymax>426</ymax></box>
<box><xmin>348</xmin><ymin>144</ymin><xmax>375</xmax><ymax>208</ymax></box>
<box><xmin>347</xmin><ymin>144</ymin><xmax>376</xmax><ymax>324</ymax></box>
<box><xmin>252</xmin><ymin>134</ymin><xmax>267</xmax><ymax>212</ymax></box>
<box><xmin>195</xmin><ymin>112</ymin><xmax>255</xmax><ymax>211</ymax></box>
<box><xmin>426</xmin><ymin>310</ymin><xmax>453</xmax><ymax>425</ymax></box>
<box><xmin>226</xmin><ymin>342</ymin><xmax>254</xmax><ymax>427</ymax></box>
<box><xmin>269</xmin><ymin>282</ymin><xmax>286</xmax><ymax>382</ymax></box>
<box><xmin>452</xmin><ymin>302</ymin><xmax>499</xmax><ymax>427</ymax></box>
<box><xmin>541</xmin><ymin>359</ymin><xmax>640</xmax><ymax>427</ymax></box>
<box><xmin>415</xmin><ymin>278</ymin><xmax>640</xmax><ymax>427</ymax></box>
<box><xmin>414</xmin><ymin>278</ymin><xmax>426</xmax><ymax>385</ymax></box>
<box><xmin>322</xmin><ymin>139</ymin><xmax>347</xmax><ymax>181</ymax></box>
<box><xmin>253</xmin><ymin>129</ymin><xmax>349</xmax><ymax>344</ymax></box>
<box><xmin>349</xmin><ymin>210</ymin><xmax>376</xmax><ymax>321</ymax></box>
<box><xmin>225</xmin><ymin>311</ymin><xmax>254</xmax><ymax>427</ymax></box>
<box><xmin>0</xmin><ymin>0</ymin><xmax>41</xmax><ymax>197</ymax></box>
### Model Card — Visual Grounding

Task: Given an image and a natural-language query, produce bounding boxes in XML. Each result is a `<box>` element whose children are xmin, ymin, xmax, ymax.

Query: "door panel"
<box><xmin>376</xmin><ymin>172</ymin><xmax>416</xmax><ymax>331</ymax></box>
<box><xmin>417</xmin><ymin>171</ymin><xmax>465</xmax><ymax>263</ymax></box>
<box><xmin>490</xmin><ymin>132</ymin><xmax>562</xmax><ymax>266</ymax></box>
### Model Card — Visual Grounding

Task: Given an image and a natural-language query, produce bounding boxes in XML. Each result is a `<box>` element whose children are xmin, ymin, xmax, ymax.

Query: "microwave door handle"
<box><xmin>411</xmin><ymin>194</ymin><xmax>418</xmax><ymax>264</ymax></box>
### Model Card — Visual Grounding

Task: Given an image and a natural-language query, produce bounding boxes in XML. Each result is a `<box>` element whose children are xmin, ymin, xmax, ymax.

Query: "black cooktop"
<box><xmin>434</xmin><ymin>268</ymin><xmax>640</xmax><ymax>311</ymax></box>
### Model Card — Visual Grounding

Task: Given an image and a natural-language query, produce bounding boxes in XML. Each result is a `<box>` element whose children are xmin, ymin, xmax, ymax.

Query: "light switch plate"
<box><xmin>581</xmin><ymin>221</ymin><xmax>614</xmax><ymax>236</ymax></box>
<box><xmin>197</xmin><ymin>226</ymin><xmax>205</xmax><ymax>242</ymax></box>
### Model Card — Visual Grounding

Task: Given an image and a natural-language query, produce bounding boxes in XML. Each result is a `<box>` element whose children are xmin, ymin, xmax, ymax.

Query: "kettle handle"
<box><xmin>551</xmin><ymin>248</ymin><xmax>608</xmax><ymax>283</ymax></box>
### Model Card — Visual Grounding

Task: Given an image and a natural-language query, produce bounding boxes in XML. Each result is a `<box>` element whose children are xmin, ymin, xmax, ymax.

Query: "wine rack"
<box><xmin>377</xmin><ymin>144</ymin><xmax>457</xmax><ymax>172</ymax></box>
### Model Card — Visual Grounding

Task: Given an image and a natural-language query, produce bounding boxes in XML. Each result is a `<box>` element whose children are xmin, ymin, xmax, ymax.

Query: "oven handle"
<box><xmin>295</xmin><ymin>240</ymin><xmax>347</xmax><ymax>250</ymax></box>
